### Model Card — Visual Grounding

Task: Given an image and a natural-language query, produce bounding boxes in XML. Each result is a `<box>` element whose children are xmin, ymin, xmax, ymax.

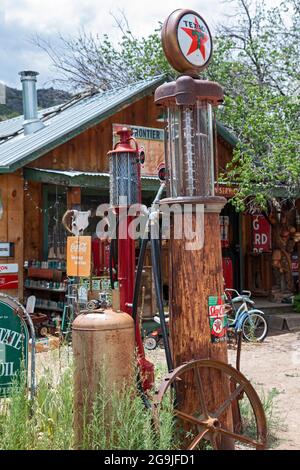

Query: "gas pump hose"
<box><xmin>131</xmin><ymin>234</ymin><xmax>151</xmax><ymax>409</ymax></box>
<box><xmin>150</xmin><ymin>236</ymin><xmax>173</xmax><ymax>372</ymax></box>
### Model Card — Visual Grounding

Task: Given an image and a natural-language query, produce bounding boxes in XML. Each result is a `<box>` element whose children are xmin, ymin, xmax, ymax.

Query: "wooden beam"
<box><xmin>67</xmin><ymin>187</ymin><xmax>81</xmax><ymax>209</ymax></box>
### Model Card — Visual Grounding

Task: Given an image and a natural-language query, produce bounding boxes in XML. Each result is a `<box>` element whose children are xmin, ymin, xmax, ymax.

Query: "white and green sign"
<box><xmin>0</xmin><ymin>299</ymin><xmax>29</xmax><ymax>397</ymax></box>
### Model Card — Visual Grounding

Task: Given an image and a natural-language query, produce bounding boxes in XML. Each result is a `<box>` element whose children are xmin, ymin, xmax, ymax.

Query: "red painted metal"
<box><xmin>252</xmin><ymin>215</ymin><xmax>272</xmax><ymax>253</ymax></box>
<box><xmin>222</xmin><ymin>257</ymin><xmax>233</xmax><ymax>290</ymax></box>
<box><xmin>108</xmin><ymin>128</ymin><xmax>154</xmax><ymax>391</ymax></box>
<box><xmin>118</xmin><ymin>214</ymin><xmax>135</xmax><ymax>315</ymax></box>
<box><xmin>0</xmin><ymin>274</ymin><xmax>18</xmax><ymax>290</ymax></box>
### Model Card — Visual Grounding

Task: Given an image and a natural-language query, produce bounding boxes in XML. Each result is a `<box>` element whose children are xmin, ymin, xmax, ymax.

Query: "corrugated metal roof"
<box><xmin>0</xmin><ymin>75</ymin><xmax>165</xmax><ymax>173</ymax></box>
<box><xmin>0</xmin><ymin>105</ymin><xmax>60</xmax><ymax>139</ymax></box>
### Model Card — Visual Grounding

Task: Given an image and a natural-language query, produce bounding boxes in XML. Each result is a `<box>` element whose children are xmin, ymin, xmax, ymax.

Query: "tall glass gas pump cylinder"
<box><xmin>108</xmin><ymin>128</ymin><xmax>154</xmax><ymax>391</ymax></box>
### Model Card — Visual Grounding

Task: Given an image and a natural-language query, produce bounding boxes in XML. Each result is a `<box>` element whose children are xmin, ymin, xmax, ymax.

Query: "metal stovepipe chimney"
<box><xmin>19</xmin><ymin>70</ymin><xmax>45</xmax><ymax>135</ymax></box>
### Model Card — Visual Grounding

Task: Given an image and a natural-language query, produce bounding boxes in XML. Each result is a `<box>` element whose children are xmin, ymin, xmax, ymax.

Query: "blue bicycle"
<box><xmin>224</xmin><ymin>289</ymin><xmax>268</xmax><ymax>342</ymax></box>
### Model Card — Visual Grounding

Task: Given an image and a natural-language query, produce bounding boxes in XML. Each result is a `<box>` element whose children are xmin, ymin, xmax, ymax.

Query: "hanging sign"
<box><xmin>208</xmin><ymin>296</ymin><xmax>227</xmax><ymax>343</ymax></box>
<box><xmin>215</xmin><ymin>185</ymin><xmax>236</xmax><ymax>198</ymax></box>
<box><xmin>67</xmin><ymin>236</ymin><xmax>91</xmax><ymax>277</ymax></box>
<box><xmin>161</xmin><ymin>9</ymin><xmax>213</xmax><ymax>75</ymax></box>
<box><xmin>252</xmin><ymin>215</ymin><xmax>272</xmax><ymax>253</ymax></box>
<box><xmin>0</xmin><ymin>243</ymin><xmax>14</xmax><ymax>258</ymax></box>
<box><xmin>0</xmin><ymin>298</ymin><xmax>29</xmax><ymax>397</ymax></box>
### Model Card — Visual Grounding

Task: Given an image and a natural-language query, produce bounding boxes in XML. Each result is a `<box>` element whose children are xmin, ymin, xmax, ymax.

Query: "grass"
<box><xmin>0</xmin><ymin>367</ymin><xmax>74</xmax><ymax>450</ymax></box>
<box><xmin>0</xmin><ymin>349</ymin><xmax>282</xmax><ymax>450</ymax></box>
<box><xmin>293</xmin><ymin>294</ymin><xmax>300</xmax><ymax>313</ymax></box>
<box><xmin>79</xmin><ymin>366</ymin><xmax>176</xmax><ymax>450</ymax></box>
<box><xmin>239</xmin><ymin>387</ymin><xmax>282</xmax><ymax>448</ymax></box>
<box><xmin>0</xmin><ymin>362</ymin><xmax>176</xmax><ymax>450</ymax></box>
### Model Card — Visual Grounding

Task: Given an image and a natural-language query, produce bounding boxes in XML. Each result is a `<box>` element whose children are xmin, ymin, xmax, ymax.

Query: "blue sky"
<box><xmin>0</xmin><ymin>0</ymin><xmax>280</xmax><ymax>89</ymax></box>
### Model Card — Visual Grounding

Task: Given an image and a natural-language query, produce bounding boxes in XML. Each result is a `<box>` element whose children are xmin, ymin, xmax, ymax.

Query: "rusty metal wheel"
<box><xmin>153</xmin><ymin>359</ymin><xmax>267</xmax><ymax>450</ymax></box>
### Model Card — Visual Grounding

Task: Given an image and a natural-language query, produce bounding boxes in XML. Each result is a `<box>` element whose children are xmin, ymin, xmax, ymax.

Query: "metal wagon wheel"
<box><xmin>153</xmin><ymin>359</ymin><xmax>267</xmax><ymax>450</ymax></box>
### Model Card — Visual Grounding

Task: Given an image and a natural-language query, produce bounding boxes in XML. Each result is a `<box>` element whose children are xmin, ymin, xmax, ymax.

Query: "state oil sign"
<box><xmin>0</xmin><ymin>298</ymin><xmax>28</xmax><ymax>397</ymax></box>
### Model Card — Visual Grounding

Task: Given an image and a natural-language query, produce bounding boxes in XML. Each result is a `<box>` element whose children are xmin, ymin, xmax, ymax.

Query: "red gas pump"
<box><xmin>108</xmin><ymin>128</ymin><xmax>154</xmax><ymax>391</ymax></box>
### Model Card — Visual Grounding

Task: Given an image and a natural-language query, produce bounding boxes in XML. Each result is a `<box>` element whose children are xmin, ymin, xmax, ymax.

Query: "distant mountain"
<box><xmin>0</xmin><ymin>85</ymin><xmax>72</xmax><ymax>120</ymax></box>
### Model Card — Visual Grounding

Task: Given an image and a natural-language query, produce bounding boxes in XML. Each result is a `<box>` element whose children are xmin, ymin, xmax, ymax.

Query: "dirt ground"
<box><xmin>145</xmin><ymin>329</ymin><xmax>300</xmax><ymax>450</ymax></box>
<box><xmin>34</xmin><ymin>328</ymin><xmax>300</xmax><ymax>450</ymax></box>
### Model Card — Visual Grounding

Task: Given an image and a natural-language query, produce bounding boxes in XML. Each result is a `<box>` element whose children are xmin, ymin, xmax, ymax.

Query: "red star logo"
<box><xmin>181</xmin><ymin>17</ymin><xmax>209</xmax><ymax>60</ymax></box>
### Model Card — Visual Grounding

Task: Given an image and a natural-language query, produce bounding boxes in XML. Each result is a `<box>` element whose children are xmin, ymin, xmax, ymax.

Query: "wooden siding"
<box><xmin>0</xmin><ymin>171</ymin><xmax>24</xmax><ymax>298</ymax></box>
<box><xmin>0</xmin><ymin>94</ymin><xmax>235</xmax><ymax>300</ymax></box>
<box><xmin>29</xmin><ymin>95</ymin><xmax>164</xmax><ymax>174</ymax></box>
<box><xmin>24</xmin><ymin>180</ymin><xmax>43</xmax><ymax>263</ymax></box>
<box><xmin>29</xmin><ymin>94</ymin><xmax>233</xmax><ymax>176</ymax></box>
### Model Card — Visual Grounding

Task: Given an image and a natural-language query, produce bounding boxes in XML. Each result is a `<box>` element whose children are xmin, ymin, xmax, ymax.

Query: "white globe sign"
<box><xmin>161</xmin><ymin>9</ymin><xmax>213</xmax><ymax>74</ymax></box>
<box><xmin>177</xmin><ymin>12</ymin><xmax>212</xmax><ymax>68</ymax></box>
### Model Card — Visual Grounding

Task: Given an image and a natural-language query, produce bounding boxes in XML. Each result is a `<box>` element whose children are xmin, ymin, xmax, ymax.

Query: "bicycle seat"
<box><xmin>154</xmin><ymin>315</ymin><xmax>169</xmax><ymax>324</ymax></box>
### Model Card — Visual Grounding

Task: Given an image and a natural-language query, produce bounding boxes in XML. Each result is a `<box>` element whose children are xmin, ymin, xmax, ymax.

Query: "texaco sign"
<box><xmin>162</xmin><ymin>9</ymin><xmax>213</xmax><ymax>75</ymax></box>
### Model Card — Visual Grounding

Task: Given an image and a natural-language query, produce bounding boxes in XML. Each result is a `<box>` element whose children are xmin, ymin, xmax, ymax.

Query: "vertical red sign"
<box><xmin>252</xmin><ymin>215</ymin><xmax>272</xmax><ymax>253</ymax></box>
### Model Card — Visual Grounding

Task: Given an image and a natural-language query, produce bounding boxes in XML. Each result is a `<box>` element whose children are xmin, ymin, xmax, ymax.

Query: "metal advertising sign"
<box><xmin>67</xmin><ymin>236</ymin><xmax>92</xmax><ymax>277</ymax></box>
<box><xmin>0</xmin><ymin>298</ymin><xmax>29</xmax><ymax>397</ymax></box>
<box><xmin>0</xmin><ymin>274</ymin><xmax>19</xmax><ymax>290</ymax></box>
<box><xmin>208</xmin><ymin>296</ymin><xmax>228</xmax><ymax>343</ymax></box>
<box><xmin>0</xmin><ymin>263</ymin><xmax>18</xmax><ymax>274</ymax></box>
<box><xmin>252</xmin><ymin>215</ymin><xmax>272</xmax><ymax>253</ymax></box>
<box><xmin>0</xmin><ymin>243</ymin><xmax>14</xmax><ymax>257</ymax></box>
<box><xmin>161</xmin><ymin>9</ymin><xmax>213</xmax><ymax>75</ymax></box>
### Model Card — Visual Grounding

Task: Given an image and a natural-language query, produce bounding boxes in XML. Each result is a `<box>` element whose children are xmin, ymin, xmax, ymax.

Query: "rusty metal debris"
<box><xmin>153</xmin><ymin>359</ymin><xmax>267</xmax><ymax>450</ymax></box>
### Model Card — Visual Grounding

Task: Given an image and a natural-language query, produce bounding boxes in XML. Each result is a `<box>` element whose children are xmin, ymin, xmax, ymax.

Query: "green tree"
<box><xmin>208</xmin><ymin>0</ymin><xmax>299</xmax><ymax>213</ymax></box>
<box><xmin>35</xmin><ymin>2</ymin><xmax>299</xmax><ymax>290</ymax></box>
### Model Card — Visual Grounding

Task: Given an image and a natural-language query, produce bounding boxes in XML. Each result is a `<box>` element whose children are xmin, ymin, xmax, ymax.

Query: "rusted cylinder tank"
<box><xmin>72</xmin><ymin>309</ymin><xmax>135</xmax><ymax>448</ymax></box>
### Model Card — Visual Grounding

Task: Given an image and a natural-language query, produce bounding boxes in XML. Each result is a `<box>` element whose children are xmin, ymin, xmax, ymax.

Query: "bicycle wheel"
<box><xmin>144</xmin><ymin>336</ymin><xmax>158</xmax><ymax>350</ymax></box>
<box><xmin>242</xmin><ymin>312</ymin><xmax>268</xmax><ymax>342</ymax></box>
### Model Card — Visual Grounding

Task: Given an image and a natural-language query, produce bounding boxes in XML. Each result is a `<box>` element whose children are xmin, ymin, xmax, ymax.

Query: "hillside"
<box><xmin>0</xmin><ymin>85</ymin><xmax>72</xmax><ymax>120</ymax></box>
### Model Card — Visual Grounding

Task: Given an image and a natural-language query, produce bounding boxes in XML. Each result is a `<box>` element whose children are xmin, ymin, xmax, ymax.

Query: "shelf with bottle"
<box><xmin>24</xmin><ymin>260</ymin><xmax>67</xmax><ymax>270</ymax></box>
<box><xmin>34</xmin><ymin>298</ymin><xmax>65</xmax><ymax>313</ymax></box>
<box><xmin>24</xmin><ymin>278</ymin><xmax>67</xmax><ymax>293</ymax></box>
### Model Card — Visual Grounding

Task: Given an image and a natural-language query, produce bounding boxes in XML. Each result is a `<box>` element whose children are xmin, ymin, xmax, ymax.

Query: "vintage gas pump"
<box><xmin>152</xmin><ymin>9</ymin><xmax>267</xmax><ymax>450</ymax></box>
<box><xmin>108</xmin><ymin>128</ymin><xmax>154</xmax><ymax>390</ymax></box>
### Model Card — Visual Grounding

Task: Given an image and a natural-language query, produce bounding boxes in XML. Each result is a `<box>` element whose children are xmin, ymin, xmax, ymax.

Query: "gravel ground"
<box><xmin>34</xmin><ymin>329</ymin><xmax>300</xmax><ymax>450</ymax></box>
<box><xmin>145</xmin><ymin>329</ymin><xmax>300</xmax><ymax>450</ymax></box>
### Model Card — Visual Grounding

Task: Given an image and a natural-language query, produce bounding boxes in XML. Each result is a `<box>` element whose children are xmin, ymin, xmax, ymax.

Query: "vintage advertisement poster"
<box><xmin>67</xmin><ymin>236</ymin><xmax>92</xmax><ymax>277</ymax></box>
<box><xmin>208</xmin><ymin>295</ymin><xmax>228</xmax><ymax>343</ymax></box>
<box><xmin>252</xmin><ymin>215</ymin><xmax>272</xmax><ymax>253</ymax></box>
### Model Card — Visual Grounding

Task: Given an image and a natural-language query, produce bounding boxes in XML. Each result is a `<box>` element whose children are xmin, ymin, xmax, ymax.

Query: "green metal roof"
<box><xmin>0</xmin><ymin>74</ymin><xmax>238</xmax><ymax>174</ymax></box>
<box><xmin>0</xmin><ymin>75</ymin><xmax>166</xmax><ymax>173</ymax></box>
<box><xmin>24</xmin><ymin>167</ymin><xmax>160</xmax><ymax>192</ymax></box>
<box><xmin>216</xmin><ymin>122</ymin><xmax>238</xmax><ymax>147</ymax></box>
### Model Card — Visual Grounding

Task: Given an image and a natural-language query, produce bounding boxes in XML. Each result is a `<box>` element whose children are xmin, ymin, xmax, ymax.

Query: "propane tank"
<box><xmin>73</xmin><ymin>308</ymin><xmax>135</xmax><ymax>448</ymax></box>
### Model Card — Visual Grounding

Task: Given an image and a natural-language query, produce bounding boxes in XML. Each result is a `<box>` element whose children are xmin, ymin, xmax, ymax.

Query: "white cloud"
<box><xmin>2</xmin><ymin>0</ymin><xmax>227</xmax><ymax>36</ymax></box>
<box><xmin>0</xmin><ymin>0</ymin><xmax>279</xmax><ymax>88</ymax></box>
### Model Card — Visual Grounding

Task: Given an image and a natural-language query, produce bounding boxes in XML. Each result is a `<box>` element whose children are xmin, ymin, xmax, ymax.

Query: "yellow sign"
<box><xmin>67</xmin><ymin>236</ymin><xmax>91</xmax><ymax>277</ymax></box>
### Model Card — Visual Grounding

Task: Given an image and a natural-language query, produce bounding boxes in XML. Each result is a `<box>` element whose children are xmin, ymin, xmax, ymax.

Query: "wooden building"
<box><xmin>1</xmin><ymin>74</ymin><xmax>296</xmax><ymax>317</ymax></box>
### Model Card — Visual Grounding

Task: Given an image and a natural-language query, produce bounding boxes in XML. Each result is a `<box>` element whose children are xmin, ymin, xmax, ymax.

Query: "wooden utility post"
<box><xmin>296</xmin><ymin>199</ymin><xmax>300</xmax><ymax>287</ymax></box>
